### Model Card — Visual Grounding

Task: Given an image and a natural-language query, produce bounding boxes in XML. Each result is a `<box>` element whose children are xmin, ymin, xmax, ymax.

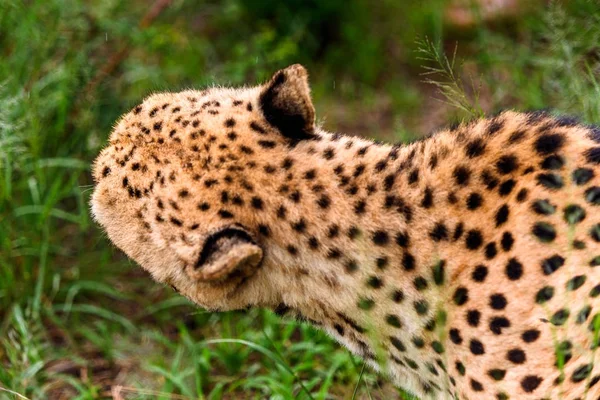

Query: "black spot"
<box><xmin>572</xmin><ymin>363</ymin><xmax>593</xmax><ymax>382</ymax></box>
<box><xmin>431</xmin><ymin>341</ymin><xmax>444</xmax><ymax>354</ymax></box>
<box><xmin>541</xmin><ymin>154</ymin><xmax>564</xmax><ymax>170</ymax></box>
<box><xmin>376</xmin><ymin>257</ymin><xmax>388</xmax><ymax>269</ymax></box>
<box><xmin>572</xmin><ymin>168</ymin><xmax>594</xmax><ymax>185</ymax></box>
<box><xmin>449</xmin><ymin>328</ymin><xmax>462</xmax><ymax>344</ymax></box>
<box><xmin>465</xmin><ymin>230</ymin><xmax>483</xmax><ymax>250</ymax></box>
<box><xmin>495</xmin><ymin>204</ymin><xmax>509</xmax><ymax>226</ymax></box>
<box><xmin>507</xmin><ymin>128</ymin><xmax>526</xmax><ymax>144</ymax></box>
<box><xmin>414</xmin><ymin>299</ymin><xmax>429</xmax><ymax>315</ymax></box>
<box><xmin>467</xmin><ymin>309</ymin><xmax>480</xmax><ymax>326</ymax></box>
<box><xmin>345</xmin><ymin>259</ymin><xmax>359</xmax><ymax>273</ymax></box>
<box><xmin>453</xmin><ymin>166</ymin><xmax>471</xmax><ymax>186</ymax></box>
<box><xmin>576</xmin><ymin>305</ymin><xmax>591</xmax><ymax>324</ymax></box>
<box><xmin>218</xmin><ymin>210</ymin><xmax>233</xmax><ymax>219</ymax></box>
<box><xmin>367</xmin><ymin>276</ymin><xmax>383</xmax><ymax>289</ymax></box>
<box><xmin>498</xmin><ymin>179</ymin><xmax>516</xmax><ymax>196</ymax></box>
<box><xmin>408</xmin><ymin>169</ymin><xmax>419</xmax><ymax>184</ymax></box>
<box><xmin>353</xmin><ymin>165</ymin><xmax>366</xmax><ymax>178</ymax></box>
<box><xmin>291</xmin><ymin>219</ymin><xmax>306</xmax><ymax>233</ymax></box>
<box><xmin>169</xmin><ymin>216</ymin><xmax>183</xmax><ymax>227</ymax></box>
<box><xmin>375</xmin><ymin>159</ymin><xmax>387</xmax><ymax>172</ymax></box>
<box><xmin>421</xmin><ymin>187</ymin><xmax>434</xmax><ymax>208</ymax></box>
<box><xmin>348</xmin><ymin>226</ymin><xmax>360</xmax><ymax>240</ymax></box>
<box><xmin>532</xmin><ymin>222</ymin><xmax>556</xmax><ymax>242</ymax></box>
<box><xmin>466</xmin><ymin>192</ymin><xmax>483</xmax><ymax>210</ymax></box>
<box><xmin>563</xmin><ymin>204</ymin><xmax>586</xmax><ymax>224</ymax></box>
<box><xmin>536</xmin><ymin>286</ymin><xmax>554</xmax><ymax>304</ymax></box>
<box><xmin>521</xmin><ymin>375</ymin><xmax>542</xmax><ymax>393</ymax></box>
<box><xmin>507</xmin><ymin>348</ymin><xmax>526</xmax><ymax>364</ymax></box>
<box><xmin>472</xmin><ymin>265</ymin><xmax>488</xmax><ymax>282</ymax></box>
<box><xmin>383</xmin><ymin>174</ymin><xmax>396</xmax><ymax>191</ymax></box>
<box><xmin>327</xmin><ymin>248</ymin><xmax>341</xmax><ymax>259</ymax></box>
<box><xmin>490</xmin><ymin>294</ymin><xmax>507</xmax><ymax>310</ymax></box>
<box><xmin>541</xmin><ymin>255</ymin><xmax>564</xmax><ymax>275</ymax></box>
<box><xmin>466</xmin><ymin>138</ymin><xmax>486</xmax><ymax>158</ymax></box>
<box><xmin>402</xmin><ymin>253</ymin><xmax>415</xmax><ymax>271</ymax></box>
<box><xmin>456</xmin><ymin>361</ymin><xmax>466</xmax><ymax>375</ymax></box>
<box><xmin>430</xmin><ymin>222</ymin><xmax>448</xmax><ymax>241</ymax></box>
<box><xmin>453</xmin><ymin>223</ymin><xmax>464</xmax><ymax>241</ymax></box>
<box><xmin>453</xmin><ymin>287</ymin><xmax>468</xmax><ymax>305</ymax></box>
<box><xmin>487</xmin><ymin>118</ymin><xmax>504</xmax><ymax>135</ymax></box>
<box><xmin>590</xmin><ymin>284</ymin><xmax>600</xmax><ymax>297</ymax></box>
<box><xmin>488</xmin><ymin>369</ymin><xmax>506</xmax><ymax>381</ymax></box>
<box><xmin>405</xmin><ymin>358</ymin><xmax>419</xmax><ymax>370</ymax></box>
<box><xmin>532</xmin><ymin>199</ymin><xmax>556</xmax><ymax>215</ymax></box>
<box><xmin>490</xmin><ymin>316</ymin><xmax>510</xmax><ymax>335</ymax></box>
<box><xmin>276</xmin><ymin>205</ymin><xmax>287</xmax><ymax>219</ymax></box>
<box><xmin>289</xmin><ymin>191</ymin><xmax>301</xmax><ymax>203</ymax></box>
<box><xmin>551</xmin><ymin>308</ymin><xmax>569</xmax><ymax>325</ymax></box>
<box><xmin>390</xmin><ymin>336</ymin><xmax>407</xmax><ymax>352</ymax></box>
<box><xmin>411</xmin><ymin>336</ymin><xmax>425</xmax><ymax>349</ymax></box>
<box><xmin>566</xmin><ymin>275</ymin><xmax>586</xmax><ymax>291</ymax></box>
<box><xmin>589</xmin><ymin>375</ymin><xmax>600</xmax><ymax>388</ymax></box>
<box><xmin>323</xmin><ymin>148</ymin><xmax>335</xmax><ymax>160</ymax></box>
<box><xmin>386</xmin><ymin>314</ymin><xmax>402</xmax><ymax>328</ymax></box>
<box><xmin>258</xmin><ymin>224</ymin><xmax>270</xmax><ymax>236</ymax></box>
<box><xmin>537</xmin><ymin>173</ymin><xmax>564</xmax><ymax>190</ymax></box>
<box><xmin>585</xmin><ymin>147</ymin><xmax>600</xmax><ymax>164</ymax></box>
<box><xmin>485</xmin><ymin>242</ymin><xmax>497</xmax><ymax>259</ymax></box>
<box><xmin>250</xmin><ymin>196</ymin><xmax>264</xmax><ymax>210</ymax></box>
<box><xmin>500</xmin><ymin>232</ymin><xmax>513</xmax><ymax>251</ymax></box>
<box><xmin>586</xmin><ymin>187</ymin><xmax>600</xmax><ymax>205</ymax></box>
<box><xmin>307</xmin><ymin>236</ymin><xmax>319</xmax><ymax>250</ymax></box>
<box><xmin>413</xmin><ymin>276</ymin><xmax>428</xmax><ymax>291</ymax></box>
<box><xmin>505</xmin><ymin>258</ymin><xmax>523</xmax><ymax>280</ymax></box>
<box><xmin>470</xmin><ymin>339</ymin><xmax>485</xmax><ymax>355</ymax></box>
<box><xmin>391</xmin><ymin>289</ymin><xmax>404</xmax><ymax>303</ymax></box>
<box><xmin>432</xmin><ymin>260</ymin><xmax>445</xmax><ymax>285</ymax></box>
<box><xmin>354</xmin><ymin>200</ymin><xmax>367</xmax><ymax>214</ymax></box>
<box><xmin>496</xmin><ymin>154</ymin><xmax>519</xmax><ymax>174</ymax></box>
<box><xmin>481</xmin><ymin>170</ymin><xmax>499</xmax><ymax>190</ymax></box>
<box><xmin>522</xmin><ymin>329</ymin><xmax>540</xmax><ymax>343</ymax></box>
<box><xmin>317</xmin><ymin>194</ymin><xmax>331</xmax><ymax>209</ymax></box>
<box><xmin>395</xmin><ymin>231</ymin><xmax>410</xmax><ymax>247</ymax></box>
<box><xmin>535</xmin><ymin>133</ymin><xmax>565</xmax><ymax>155</ymax></box>
<box><xmin>357</xmin><ymin>297</ymin><xmax>375</xmax><ymax>310</ymax></box>
<box><xmin>372</xmin><ymin>230</ymin><xmax>389</xmax><ymax>246</ymax></box>
<box><xmin>516</xmin><ymin>188</ymin><xmax>528</xmax><ymax>202</ymax></box>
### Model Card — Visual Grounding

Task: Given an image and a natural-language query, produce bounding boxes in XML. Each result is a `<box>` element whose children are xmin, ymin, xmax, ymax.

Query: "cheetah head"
<box><xmin>91</xmin><ymin>65</ymin><xmax>318</xmax><ymax>311</ymax></box>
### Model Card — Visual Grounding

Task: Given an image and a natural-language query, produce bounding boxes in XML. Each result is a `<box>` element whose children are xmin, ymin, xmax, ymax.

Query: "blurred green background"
<box><xmin>1</xmin><ymin>0</ymin><xmax>599</xmax><ymax>399</ymax></box>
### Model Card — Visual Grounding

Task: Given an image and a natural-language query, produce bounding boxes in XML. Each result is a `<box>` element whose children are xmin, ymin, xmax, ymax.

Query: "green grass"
<box><xmin>1</xmin><ymin>0</ymin><xmax>599</xmax><ymax>399</ymax></box>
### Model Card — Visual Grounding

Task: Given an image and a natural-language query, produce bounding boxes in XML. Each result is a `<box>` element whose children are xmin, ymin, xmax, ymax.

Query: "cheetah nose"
<box><xmin>190</xmin><ymin>226</ymin><xmax>263</xmax><ymax>282</ymax></box>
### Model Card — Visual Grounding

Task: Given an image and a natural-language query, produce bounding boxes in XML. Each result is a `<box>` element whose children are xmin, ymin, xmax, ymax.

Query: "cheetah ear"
<box><xmin>187</xmin><ymin>226</ymin><xmax>263</xmax><ymax>282</ymax></box>
<box><xmin>259</xmin><ymin>64</ymin><xmax>316</xmax><ymax>142</ymax></box>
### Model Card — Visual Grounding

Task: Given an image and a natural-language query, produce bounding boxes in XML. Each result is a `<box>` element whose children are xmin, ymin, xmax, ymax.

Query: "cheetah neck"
<box><xmin>250</xmin><ymin>130</ymin><xmax>446</xmax><ymax>385</ymax></box>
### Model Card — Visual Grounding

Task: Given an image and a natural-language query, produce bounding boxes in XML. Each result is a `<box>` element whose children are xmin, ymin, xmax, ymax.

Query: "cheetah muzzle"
<box><xmin>92</xmin><ymin>63</ymin><xmax>600</xmax><ymax>400</ymax></box>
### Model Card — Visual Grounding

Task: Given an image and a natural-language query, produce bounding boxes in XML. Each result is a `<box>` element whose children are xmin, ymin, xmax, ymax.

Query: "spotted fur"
<box><xmin>92</xmin><ymin>64</ymin><xmax>600</xmax><ymax>400</ymax></box>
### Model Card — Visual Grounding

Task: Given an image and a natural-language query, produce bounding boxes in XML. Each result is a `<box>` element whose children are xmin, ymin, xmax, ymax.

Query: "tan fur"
<box><xmin>92</xmin><ymin>65</ymin><xmax>600</xmax><ymax>399</ymax></box>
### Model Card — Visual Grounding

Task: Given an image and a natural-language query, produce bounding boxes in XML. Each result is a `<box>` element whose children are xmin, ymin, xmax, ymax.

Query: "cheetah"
<box><xmin>92</xmin><ymin>64</ymin><xmax>600</xmax><ymax>399</ymax></box>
